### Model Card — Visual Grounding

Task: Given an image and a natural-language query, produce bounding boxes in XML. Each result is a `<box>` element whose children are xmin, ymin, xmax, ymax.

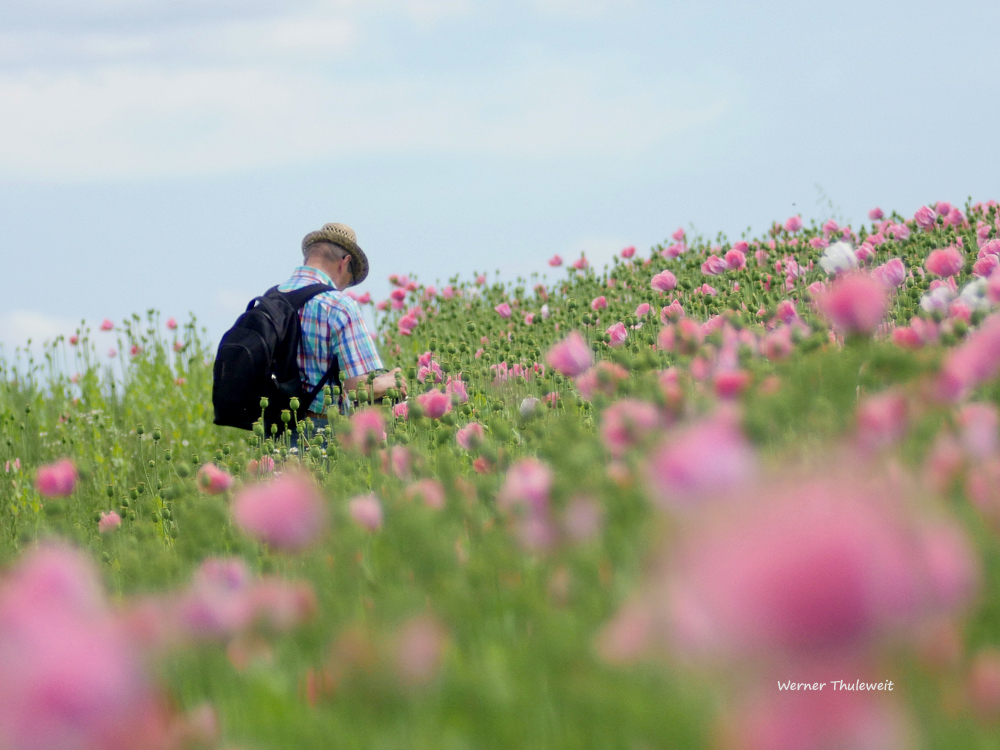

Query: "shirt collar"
<box><xmin>292</xmin><ymin>265</ymin><xmax>336</xmax><ymax>288</ymax></box>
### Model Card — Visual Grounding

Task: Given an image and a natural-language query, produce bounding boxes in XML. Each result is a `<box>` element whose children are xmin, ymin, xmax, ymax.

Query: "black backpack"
<box><xmin>212</xmin><ymin>284</ymin><xmax>340</xmax><ymax>431</ymax></box>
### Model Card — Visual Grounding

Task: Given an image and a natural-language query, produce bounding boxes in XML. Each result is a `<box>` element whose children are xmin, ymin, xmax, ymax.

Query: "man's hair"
<box><xmin>305</xmin><ymin>241</ymin><xmax>352</xmax><ymax>271</ymax></box>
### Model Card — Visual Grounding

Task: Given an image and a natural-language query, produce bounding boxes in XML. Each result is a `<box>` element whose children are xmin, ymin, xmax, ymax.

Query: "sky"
<box><xmin>1</xmin><ymin>0</ymin><xmax>999</xmax><ymax>353</ymax></box>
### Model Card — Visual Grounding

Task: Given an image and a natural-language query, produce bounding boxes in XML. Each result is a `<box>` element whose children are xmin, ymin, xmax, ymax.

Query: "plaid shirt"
<box><xmin>278</xmin><ymin>266</ymin><xmax>383</xmax><ymax>413</ymax></box>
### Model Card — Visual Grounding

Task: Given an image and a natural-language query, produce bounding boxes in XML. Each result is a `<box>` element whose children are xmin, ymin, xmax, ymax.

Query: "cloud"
<box><xmin>0</xmin><ymin>310</ymin><xmax>78</xmax><ymax>349</ymax></box>
<box><xmin>0</xmin><ymin>57</ymin><xmax>728</xmax><ymax>180</ymax></box>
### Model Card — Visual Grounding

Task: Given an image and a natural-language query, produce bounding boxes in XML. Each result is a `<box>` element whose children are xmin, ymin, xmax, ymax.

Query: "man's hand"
<box><xmin>372</xmin><ymin>367</ymin><xmax>406</xmax><ymax>401</ymax></box>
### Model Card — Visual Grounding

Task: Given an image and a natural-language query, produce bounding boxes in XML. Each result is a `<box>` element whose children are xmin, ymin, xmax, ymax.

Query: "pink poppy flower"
<box><xmin>700</xmin><ymin>255</ymin><xmax>728</xmax><ymax>275</ymax></box>
<box><xmin>671</xmin><ymin>227</ymin><xmax>685</xmax><ymax>241</ymax></box>
<box><xmin>664</xmin><ymin>475</ymin><xmax>977</xmax><ymax>659</ymax></box>
<box><xmin>406</xmin><ymin>479</ymin><xmax>446</xmax><ymax>510</ymax></box>
<box><xmin>572</xmin><ymin>256</ymin><xmax>589</xmax><ymax>270</ymax></box>
<box><xmin>635</xmin><ymin>302</ymin><xmax>652</xmax><ymax>318</ymax></box>
<box><xmin>524</xmin><ymin>313</ymin><xmax>535</xmax><ymax>325</ymax></box>
<box><xmin>548</xmin><ymin>255</ymin><xmax>563</xmax><ymax>267</ymax></box>
<box><xmin>445</xmin><ymin>377</ymin><xmax>468</xmax><ymax>403</ymax></box>
<box><xmin>914</xmin><ymin>205</ymin><xmax>937</xmax><ymax>230</ymax></box>
<box><xmin>231</xmin><ymin>472</ymin><xmax>328</xmax><ymax>551</ymax></box>
<box><xmin>872</xmin><ymin>258</ymin><xmax>906</xmax><ymax>288</ymax></box>
<box><xmin>645</xmin><ymin>411</ymin><xmax>757</xmax><ymax>509</ymax></box>
<box><xmin>713</xmin><ymin>370</ymin><xmax>750</xmax><ymax>399</ymax></box>
<box><xmin>35</xmin><ymin>458</ymin><xmax>78</xmax><ymax>498</ymax></box>
<box><xmin>99</xmin><ymin>319</ymin><xmax>114</xmax><ymax>331</ymax></box>
<box><xmin>590</xmin><ymin>296</ymin><xmax>607</xmax><ymax>311</ymax></box>
<box><xmin>925</xmin><ymin>246</ymin><xmax>964</xmax><ymax>277</ymax></box>
<box><xmin>620</xmin><ymin>246</ymin><xmax>636</xmax><ymax>259</ymax></box>
<box><xmin>69</xmin><ymin>335</ymin><xmax>79</xmax><ymax>345</ymax></box>
<box><xmin>945</xmin><ymin>207</ymin><xmax>966</xmax><ymax>227</ymax></box>
<box><xmin>349</xmin><ymin>494</ymin><xmax>383</xmax><ymax>532</ymax></box>
<box><xmin>575</xmin><ymin>361</ymin><xmax>628</xmax><ymax>400</ymax></box>
<box><xmin>475</xmin><ymin>274</ymin><xmax>487</xmax><ymax>285</ymax></box>
<box><xmin>417</xmin><ymin>361</ymin><xmax>443</xmax><ymax>384</ymax></box>
<box><xmin>936</xmin><ymin>314</ymin><xmax>1000</xmax><ymax>402</ymax></box>
<box><xmin>107</xmin><ymin>348</ymin><xmax>117</xmax><ymax>358</ymax></box>
<box><xmin>415</xmin><ymin>389</ymin><xmax>451</xmax><ymax>419</ymax></box>
<box><xmin>392</xmin><ymin>402</ymin><xmax>409</xmax><ymax>420</ymax></box>
<box><xmin>663</xmin><ymin>242</ymin><xmax>687</xmax><ymax>258</ymax></box>
<box><xmin>498</xmin><ymin>458</ymin><xmax>553</xmax><ymax>516</ymax></box>
<box><xmin>724</xmin><ymin>248</ymin><xmax>747</xmax><ymax>270</ymax></box>
<box><xmin>889</xmin><ymin>222</ymin><xmax>910</xmax><ymax>241</ymax></box>
<box><xmin>658</xmin><ymin>319</ymin><xmax>704</xmax><ymax>355</ymax></box>
<box><xmin>660</xmin><ymin>300</ymin><xmax>684</xmax><ymax>323</ymax></box>
<box><xmin>494</xmin><ymin>302</ymin><xmax>512</xmax><ymax>319</ymax></box>
<box><xmin>868</xmin><ymin>207</ymin><xmax>884</xmax><ymax>221</ymax></box>
<box><xmin>0</xmin><ymin>545</ymin><xmax>167</xmax><ymax>750</ymax></box>
<box><xmin>456</xmin><ymin>422</ymin><xmax>485</xmax><ymax>450</ymax></box>
<box><xmin>350</xmin><ymin>408</ymin><xmax>387</xmax><ymax>454</ymax></box>
<box><xmin>784</xmin><ymin>215</ymin><xmax>803</xmax><ymax>233</ymax></box>
<box><xmin>98</xmin><ymin>511</ymin><xmax>121</xmax><ymax>533</ymax></box>
<box><xmin>197</xmin><ymin>463</ymin><xmax>233</xmax><ymax>495</ymax></box>
<box><xmin>398</xmin><ymin>314</ymin><xmax>418</xmax><ymax>336</ymax></box>
<box><xmin>546</xmin><ymin>331</ymin><xmax>594</xmax><ymax>377</ymax></box>
<box><xmin>166</xmin><ymin>318</ymin><xmax>177</xmax><ymax>330</ymax></box>
<box><xmin>973</xmin><ymin>255</ymin><xmax>1000</xmax><ymax>278</ymax></box>
<box><xmin>815</xmin><ymin>273</ymin><xmax>889</xmax><ymax>336</ymax></box>
<box><xmin>775</xmin><ymin>300</ymin><xmax>798</xmax><ymax>324</ymax></box>
<box><xmin>601</xmin><ymin>399</ymin><xmax>660</xmax><ymax>457</ymax></box>
<box><xmin>854</xmin><ymin>241</ymin><xmax>874</xmax><ymax>262</ymax></box>
<box><xmin>605</xmin><ymin>322</ymin><xmax>628</xmax><ymax>347</ymax></box>
<box><xmin>651</xmin><ymin>270</ymin><xmax>677</xmax><ymax>292</ymax></box>
<box><xmin>246</xmin><ymin>456</ymin><xmax>275</xmax><ymax>477</ymax></box>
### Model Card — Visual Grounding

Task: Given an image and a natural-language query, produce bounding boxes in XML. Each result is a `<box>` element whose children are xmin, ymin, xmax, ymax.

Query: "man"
<box><xmin>277</xmin><ymin>222</ymin><xmax>406</xmax><ymax>421</ymax></box>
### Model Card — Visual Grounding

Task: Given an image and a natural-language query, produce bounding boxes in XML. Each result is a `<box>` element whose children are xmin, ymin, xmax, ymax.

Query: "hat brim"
<box><xmin>342</xmin><ymin>244</ymin><xmax>369</xmax><ymax>286</ymax></box>
<box><xmin>302</xmin><ymin>232</ymin><xmax>369</xmax><ymax>286</ymax></box>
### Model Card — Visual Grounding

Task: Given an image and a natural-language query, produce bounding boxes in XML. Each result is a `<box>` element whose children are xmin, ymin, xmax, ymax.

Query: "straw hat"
<box><xmin>301</xmin><ymin>223</ymin><xmax>369</xmax><ymax>286</ymax></box>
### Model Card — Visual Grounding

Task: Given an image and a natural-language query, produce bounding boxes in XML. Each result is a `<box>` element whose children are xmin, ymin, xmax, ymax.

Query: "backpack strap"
<box><xmin>304</xmin><ymin>355</ymin><xmax>341</xmax><ymax>414</ymax></box>
<box><xmin>245</xmin><ymin>286</ymin><xmax>278</xmax><ymax>312</ymax></box>
<box><xmin>276</xmin><ymin>283</ymin><xmax>334</xmax><ymax>310</ymax></box>
<box><xmin>273</xmin><ymin>282</ymin><xmax>340</xmax><ymax>414</ymax></box>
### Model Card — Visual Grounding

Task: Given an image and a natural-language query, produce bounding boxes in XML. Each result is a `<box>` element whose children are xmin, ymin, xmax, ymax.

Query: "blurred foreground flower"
<box><xmin>197</xmin><ymin>463</ymin><xmax>233</xmax><ymax>495</ymax></box>
<box><xmin>35</xmin><ymin>458</ymin><xmax>78</xmax><ymax>498</ymax></box>
<box><xmin>232</xmin><ymin>472</ymin><xmax>328</xmax><ymax>551</ymax></box>
<box><xmin>0</xmin><ymin>544</ymin><xmax>167</xmax><ymax>750</ymax></box>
